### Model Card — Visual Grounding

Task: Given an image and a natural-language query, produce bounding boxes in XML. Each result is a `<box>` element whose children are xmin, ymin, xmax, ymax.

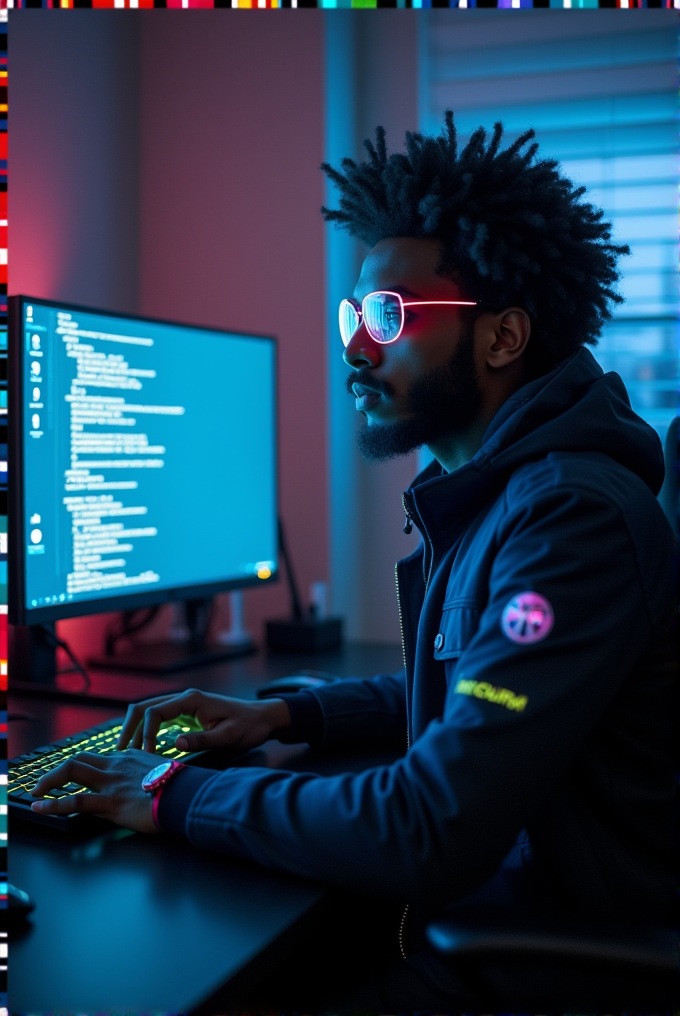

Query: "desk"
<box><xmin>9</xmin><ymin>642</ymin><xmax>404</xmax><ymax>1014</ymax></box>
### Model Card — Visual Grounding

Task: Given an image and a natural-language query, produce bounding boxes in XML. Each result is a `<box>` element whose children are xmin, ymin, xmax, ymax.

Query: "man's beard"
<box><xmin>347</xmin><ymin>321</ymin><xmax>483</xmax><ymax>463</ymax></box>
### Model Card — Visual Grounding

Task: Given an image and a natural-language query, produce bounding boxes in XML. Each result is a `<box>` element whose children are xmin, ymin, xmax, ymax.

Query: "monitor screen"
<box><xmin>9</xmin><ymin>296</ymin><xmax>278</xmax><ymax>625</ymax></box>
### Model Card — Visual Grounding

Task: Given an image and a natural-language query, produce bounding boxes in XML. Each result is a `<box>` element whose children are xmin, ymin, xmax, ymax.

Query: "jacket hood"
<box><xmin>408</xmin><ymin>347</ymin><xmax>665</xmax><ymax>528</ymax></box>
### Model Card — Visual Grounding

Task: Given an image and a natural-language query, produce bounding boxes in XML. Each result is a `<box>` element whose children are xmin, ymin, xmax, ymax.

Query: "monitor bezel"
<box><xmin>9</xmin><ymin>294</ymin><xmax>280</xmax><ymax>626</ymax></box>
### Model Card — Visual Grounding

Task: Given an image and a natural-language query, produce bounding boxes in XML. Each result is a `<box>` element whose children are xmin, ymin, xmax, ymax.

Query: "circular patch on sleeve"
<box><xmin>501</xmin><ymin>592</ymin><xmax>554</xmax><ymax>644</ymax></box>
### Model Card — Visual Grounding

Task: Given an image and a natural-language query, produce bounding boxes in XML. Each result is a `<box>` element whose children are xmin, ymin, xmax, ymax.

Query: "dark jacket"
<box><xmin>160</xmin><ymin>347</ymin><xmax>677</xmax><ymax>929</ymax></box>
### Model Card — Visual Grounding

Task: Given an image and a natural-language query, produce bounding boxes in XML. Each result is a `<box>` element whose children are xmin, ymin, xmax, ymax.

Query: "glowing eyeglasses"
<box><xmin>339</xmin><ymin>290</ymin><xmax>478</xmax><ymax>347</ymax></box>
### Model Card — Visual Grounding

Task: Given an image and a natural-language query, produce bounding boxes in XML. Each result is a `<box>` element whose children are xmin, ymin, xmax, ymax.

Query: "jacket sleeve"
<box><xmin>162</xmin><ymin>486</ymin><xmax>672</xmax><ymax>906</ymax></box>
<box><xmin>282</xmin><ymin>671</ymin><xmax>407</xmax><ymax>748</ymax></box>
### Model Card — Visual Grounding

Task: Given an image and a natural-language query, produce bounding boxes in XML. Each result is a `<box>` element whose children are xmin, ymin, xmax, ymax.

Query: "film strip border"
<box><xmin>4</xmin><ymin>0</ymin><xmax>679</xmax><ymax>8</ymax></box>
<box><xmin>0</xmin><ymin>10</ymin><xmax>6</xmax><ymax>1015</ymax></box>
<box><xmin>0</xmin><ymin>12</ymin><xmax>674</xmax><ymax>1016</ymax></box>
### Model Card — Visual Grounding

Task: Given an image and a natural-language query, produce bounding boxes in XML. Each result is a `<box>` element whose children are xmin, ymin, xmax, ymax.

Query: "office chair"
<box><xmin>426</xmin><ymin>902</ymin><xmax>679</xmax><ymax>1010</ymax></box>
<box><xmin>426</xmin><ymin>419</ymin><xmax>680</xmax><ymax>1011</ymax></box>
<box><xmin>658</xmin><ymin>416</ymin><xmax>679</xmax><ymax>535</ymax></box>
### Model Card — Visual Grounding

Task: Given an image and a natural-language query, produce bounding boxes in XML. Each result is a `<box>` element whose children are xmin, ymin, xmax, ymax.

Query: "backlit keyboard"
<box><xmin>9</xmin><ymin>717</ymin><xmax>200</xmax><ymax>831</ymax></box>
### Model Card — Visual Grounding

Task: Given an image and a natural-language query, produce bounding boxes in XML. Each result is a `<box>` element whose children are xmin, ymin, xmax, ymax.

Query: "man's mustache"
<box><xmin>345</xmin><ymin>369</ymin><xmax>396</xmax><ymax>399</ymax></box>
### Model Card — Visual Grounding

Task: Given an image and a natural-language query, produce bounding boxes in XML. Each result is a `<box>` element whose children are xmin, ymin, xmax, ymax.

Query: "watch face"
<box><xmin>142</xmin><ymin>761</ymin><xmax>173</xmax><ymax>791</ymax></box>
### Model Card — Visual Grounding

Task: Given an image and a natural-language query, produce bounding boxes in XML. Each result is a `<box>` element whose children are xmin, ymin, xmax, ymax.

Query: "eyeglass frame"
<box><xmin>339</xmin><ymin>290</ymin><xmax>479</xmax><ymax>347</ymax></box>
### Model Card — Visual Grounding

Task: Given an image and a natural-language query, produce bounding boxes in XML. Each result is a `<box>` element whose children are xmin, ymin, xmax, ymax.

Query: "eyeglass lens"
<box><xmin>363</xmin><ymin>292</ymin><xmax>403</xmax><ymax>344</ymax></box>
<box><xmin>339</xmin><ymin>300</ymin><xmax>360</xmax><ymax>348</ymax></box>
<box><xmin>339</xmin><ymin>293</ymin><xmax>404</xmax><ymax>346</ymax></box>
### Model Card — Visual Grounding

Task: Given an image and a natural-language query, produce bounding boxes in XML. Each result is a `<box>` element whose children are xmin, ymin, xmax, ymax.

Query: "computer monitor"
<box><xmin>9</xmin><ymin>295</ymin><xmax>278</xmax><ymax>684</ymax></box>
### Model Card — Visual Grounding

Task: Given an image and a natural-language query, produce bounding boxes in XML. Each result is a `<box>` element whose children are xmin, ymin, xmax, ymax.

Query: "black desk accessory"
<box><xmin>256</xmin><ymin>670</ymin><xmax>341</xmax><ymax>698</ymax></box>
<box><xmin>8</xmin><ymin>884</ymin><xmax>35</xmax><ymax>922</ymax></box>
<box><xmin>266</xmin><ymin>519</ymin><xmax>343</xmax><ymax>652</ymax></box>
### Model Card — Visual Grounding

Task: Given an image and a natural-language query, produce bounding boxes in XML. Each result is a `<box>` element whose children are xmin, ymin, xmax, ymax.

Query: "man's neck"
<box><xmin>427</xmin><ymin>416</ymin><xmax>489</xmax><ymax>474</ymax></box>
<box><xmin>428</xmin><ymin>370</ymin><xmax>528</xmax><ymax>473</ymax></box>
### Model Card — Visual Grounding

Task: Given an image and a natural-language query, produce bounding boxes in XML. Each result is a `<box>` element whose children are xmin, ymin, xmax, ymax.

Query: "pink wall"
<box><xmin>9</xmin><ymin>14</ymin><xmax>140</xmax><ymax>313</ymax></box>
<box><xmin>10</xmin><ymin>13</ymin><xmax>141</xmax><ymax>661</ymax></box>
<box><xmin>138</xmin><ymin>12</ymin><xmax>327</xmax><ymax>641</ymax></box>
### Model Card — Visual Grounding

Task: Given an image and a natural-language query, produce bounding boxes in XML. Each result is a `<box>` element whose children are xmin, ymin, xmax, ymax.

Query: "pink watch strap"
<box><xmin>151</xmin><ymin>761</ymin><xmax>185</xmax><ymax>830</ymax></box>
<box><xmin>152</xmin><ymin>786</ymin><xmax>165</xmax><ymax>830</ymax></box>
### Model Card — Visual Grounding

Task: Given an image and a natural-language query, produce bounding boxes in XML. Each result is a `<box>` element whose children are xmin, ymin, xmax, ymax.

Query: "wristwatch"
<box><xmin>142</xmin><ymin>759</ymin><xmax>186</xmax><ymax>829</ymax></box>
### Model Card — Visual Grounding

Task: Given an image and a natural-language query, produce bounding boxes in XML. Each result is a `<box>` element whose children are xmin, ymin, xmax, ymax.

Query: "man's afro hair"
<box><xmin>321</xmin><ymin>111</ymin><xmax>629</xmax><ymax>375</ymax></box>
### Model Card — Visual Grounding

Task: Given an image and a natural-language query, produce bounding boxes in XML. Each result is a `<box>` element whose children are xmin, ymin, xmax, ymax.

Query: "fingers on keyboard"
<box><xmin>10</xmin><ymin>720</ymin><xmax>127</xmax><ymax>808</ymax></box>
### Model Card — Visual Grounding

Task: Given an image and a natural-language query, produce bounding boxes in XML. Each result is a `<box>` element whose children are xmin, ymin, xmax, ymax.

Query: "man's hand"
<box><xmin>27</xmin><ymin>692</ymin><xmax>293</xmax><ymax>834</ymax></box>
<box><xmin>115</xmin><ymin>688</ymin><xmax>292</xmax><ymax>755</ymax></box>
<box><xmin>30</xmin><ymin>749</ymin><xmax>161</xmax><ymax>833</ymax></box>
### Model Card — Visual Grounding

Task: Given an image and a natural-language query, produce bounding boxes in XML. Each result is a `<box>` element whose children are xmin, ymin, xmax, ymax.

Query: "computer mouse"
<box><xmin>256</xmin><ymin>673</ymin><xmax>340</xmax><ymax>698</ymax></box>
<box><xmin>8</xmin><ymin>884</ymin><xmax>35</xmax><ymax>918</ymax></box>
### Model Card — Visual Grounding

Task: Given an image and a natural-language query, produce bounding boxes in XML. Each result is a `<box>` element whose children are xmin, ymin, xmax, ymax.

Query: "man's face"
<box><xmin>344</xmin><ymin>237</ymin><xmax>483</xmax><ymax>462</ymax></box>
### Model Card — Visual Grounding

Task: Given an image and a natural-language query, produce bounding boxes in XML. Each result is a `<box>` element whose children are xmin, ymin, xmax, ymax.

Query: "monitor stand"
<box><xmin>9</xmin><ymin>598</ymin><xmax>256</xmax><ymax>706</ymax></box>
<box><xmin>88</xmin><ymin>595</ymin><xmax>255</xmax><ymax>674</ymax></box>
<box><xmin>9</xmin><ymin>622</ymin><xmax>189</xmax><ymax>705</ymax></box>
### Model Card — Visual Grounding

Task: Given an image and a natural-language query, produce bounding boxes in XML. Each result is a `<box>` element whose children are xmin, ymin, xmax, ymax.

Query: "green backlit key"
<box><xmin>9</xmin><ymin>715</ymin><xmax>203</xmax><ymax>829</ymax></box>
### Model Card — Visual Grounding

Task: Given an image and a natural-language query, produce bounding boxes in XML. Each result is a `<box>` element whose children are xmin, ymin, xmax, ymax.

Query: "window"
<box><xmin>420</xmin><ymin>9</ymin><xmax>679</xmax><ymax>445</ymax></box>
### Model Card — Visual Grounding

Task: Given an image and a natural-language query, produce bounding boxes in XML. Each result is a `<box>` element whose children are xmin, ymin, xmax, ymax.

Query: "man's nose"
<box><xmin>342</xmin><ymin>323</ymin><xmax>383</xmax><ymax>369</ymax></box>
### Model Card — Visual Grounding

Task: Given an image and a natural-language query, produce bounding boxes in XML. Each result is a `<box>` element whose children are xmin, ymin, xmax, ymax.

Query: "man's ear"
<box><xmin>485</xmin><ymin>308</ymin><xmax>531</xmax><ymax>369</ymax></box>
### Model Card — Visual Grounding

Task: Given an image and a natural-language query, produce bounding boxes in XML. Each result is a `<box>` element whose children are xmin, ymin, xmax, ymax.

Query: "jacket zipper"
<box><xmin>403</xmin><ymin>492</ymin><xmax>435</xmax><ymax>589</ymax></box>
<box><xmin>394</xmin><ymin>563</ymin><xmax>409</xmax><ymax>752</ymax></box>
<box><xmin>398</xmin><ymin>902</ymin><xmax>410</xmax><ymax>961</ymax></box>
<box><xmin>402</xmin><ymin>493</ymin><xmax>413</xmax><ymax>534</ymax></box>
<box><xmin>395</xmin><ymin>562</ymin><xmax>410</xmax><ymax>961</ymax></box>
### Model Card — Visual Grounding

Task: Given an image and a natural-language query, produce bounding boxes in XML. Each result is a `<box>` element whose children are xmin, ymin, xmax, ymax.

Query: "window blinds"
<box><xmin>421</xmin><ymin>9</ymin><xmax>678</xmax><ymax>442</ymax></box>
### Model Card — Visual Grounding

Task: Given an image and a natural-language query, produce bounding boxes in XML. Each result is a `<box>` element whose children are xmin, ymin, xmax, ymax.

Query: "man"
<box><xmin>31</xmin><ymin>114</ymin><xmax>677</xmax><ymax>1009</ymax></box>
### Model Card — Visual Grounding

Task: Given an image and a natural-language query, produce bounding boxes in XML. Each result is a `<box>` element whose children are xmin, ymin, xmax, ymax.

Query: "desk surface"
<box><xmin>9</xmin><ymin>641</ymin><xmax>404</xmax><ymax>1013</ymax></box>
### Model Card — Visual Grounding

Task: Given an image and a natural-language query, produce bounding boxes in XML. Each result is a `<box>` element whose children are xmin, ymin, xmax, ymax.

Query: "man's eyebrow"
<box><xmin>386</xmin><ymin>285</ymin><xmax>422</xmax><ymax>299</ymax></box>
<box><xmin>352</xmin><ymin>284</ymin><xmax>423</xmax><ymax>301</ymax></box>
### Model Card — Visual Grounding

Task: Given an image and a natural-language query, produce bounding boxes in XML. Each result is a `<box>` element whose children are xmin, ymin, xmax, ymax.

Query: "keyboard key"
<box><xmin>12</xmin><ymin>790</ymin><xmax>36</xmax><ymax>803</ymax></box>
